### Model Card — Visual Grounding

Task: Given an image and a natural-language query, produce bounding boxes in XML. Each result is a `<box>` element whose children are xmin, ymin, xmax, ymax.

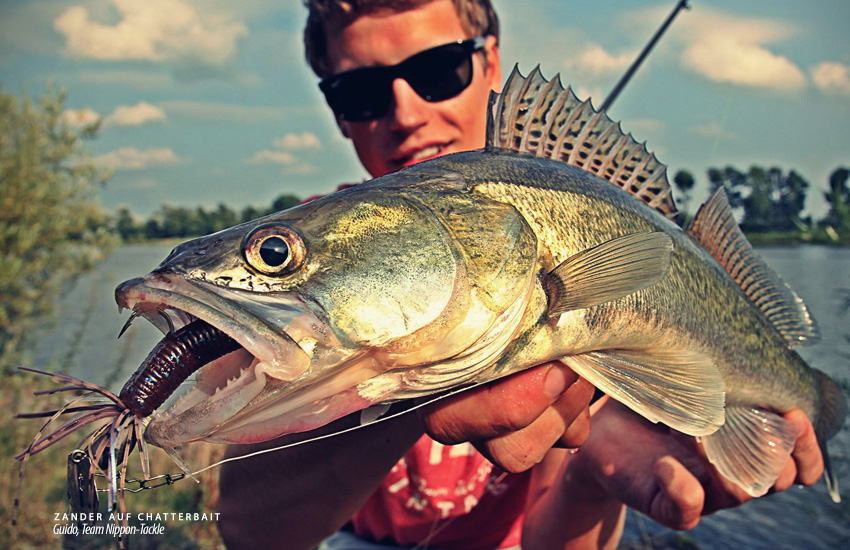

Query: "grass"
<box><xmin>1</xmin><ymin>372</ymin><xmax>226</xmax><ymax>550</ymax></box>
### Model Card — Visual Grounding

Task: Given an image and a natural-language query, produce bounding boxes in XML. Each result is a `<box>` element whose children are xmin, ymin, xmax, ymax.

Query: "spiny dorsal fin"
<box><xmin>688</xmin><ymin>188</ymin><xmax>820</xmax><ymax>347</ymax></box>
<box><xmin>486</xmin><ymin>65</ymin><xmax>677</xmax><ymax>220</ymax></box>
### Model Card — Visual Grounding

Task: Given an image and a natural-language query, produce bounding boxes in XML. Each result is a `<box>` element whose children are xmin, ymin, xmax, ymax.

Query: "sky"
<box><xmin>1</xmin><ymin>0</ymin><xmax>848</xmax><ymax>218</ymax></box>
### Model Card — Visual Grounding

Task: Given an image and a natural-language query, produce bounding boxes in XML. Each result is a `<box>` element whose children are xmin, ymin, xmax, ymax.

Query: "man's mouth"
<box><xmin>395</xmin><ymin>143</ymin><xmax>449</xmax><ymax>167</ymax></box>
<box><xmin>412</xmin><ymin>144</ymin><xmax>445</xmax><ymax>161</ymax></box>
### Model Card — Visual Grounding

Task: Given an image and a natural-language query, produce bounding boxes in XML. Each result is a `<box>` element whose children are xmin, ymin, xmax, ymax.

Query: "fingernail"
<box><xmin>544</xmin><ymin>366</ymin><xmax>568</xmax><ymax>398</ymax></box>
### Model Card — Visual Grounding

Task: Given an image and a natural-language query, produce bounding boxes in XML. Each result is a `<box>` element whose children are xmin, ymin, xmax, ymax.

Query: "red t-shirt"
<box><xmin>350</xmin><ymin>434</ymin><xmax>529</xmax><ymax>549</ymax></box>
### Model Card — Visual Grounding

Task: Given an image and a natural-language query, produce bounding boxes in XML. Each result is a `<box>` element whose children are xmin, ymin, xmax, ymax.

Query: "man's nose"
<box><xmin>388</xmin><ymin>78</ymin><xmax>429</xmax><ymax>132</ymax></box>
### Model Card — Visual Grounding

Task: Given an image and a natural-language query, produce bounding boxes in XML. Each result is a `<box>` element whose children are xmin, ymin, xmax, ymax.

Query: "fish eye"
<box><xmin>259</xmin><ymin>237</ymin><xmax>289</xmax><ymax>266</ymax></box>
<box><xmin>243</xmin><ymin>224</ymin><xmax>306</xmax><ymax>276</ymax></box>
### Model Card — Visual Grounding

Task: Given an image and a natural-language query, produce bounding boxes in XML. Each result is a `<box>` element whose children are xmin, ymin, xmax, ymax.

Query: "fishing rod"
<box><xmin>600</xmin><ymin>0</ymin><xmax>691</xmax><ymax>112</ymax></box>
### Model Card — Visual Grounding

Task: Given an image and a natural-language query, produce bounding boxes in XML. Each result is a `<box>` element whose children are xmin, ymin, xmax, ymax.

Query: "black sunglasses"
<box><xmin>319</xmin><ymin>36</ymin><xmax>487</xmax><ymax>122</ymax></box>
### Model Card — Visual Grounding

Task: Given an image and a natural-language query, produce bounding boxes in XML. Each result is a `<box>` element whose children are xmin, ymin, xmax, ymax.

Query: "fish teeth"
<box><xmin>298</xmin><ymin>338</ymin><xmax>317</xmax><ymax>357</ymax></box>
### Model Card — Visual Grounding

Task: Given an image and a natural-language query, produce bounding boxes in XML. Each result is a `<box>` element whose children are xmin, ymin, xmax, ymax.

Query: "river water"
<box><xmin>29</xmin><ymin>244</ymin><xmax>850</xmax><ymax>549</ymax></box>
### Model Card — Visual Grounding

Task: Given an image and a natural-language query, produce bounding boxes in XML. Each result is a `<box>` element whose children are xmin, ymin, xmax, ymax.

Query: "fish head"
<box><xmin>115</xmin><ymin>169</ymin><xmax>541</xmax><ymax>448</ymax></box>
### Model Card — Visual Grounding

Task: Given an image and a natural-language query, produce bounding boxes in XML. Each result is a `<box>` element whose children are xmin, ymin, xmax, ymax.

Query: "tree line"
<box><xmin>114</xmin><ymin>194</ymin><xmax>302</xmax><ymax>242</ymax></box>
<box><xmin>114</xmin><ymin>165</ymin><xmax>850</xmax><ymax>243</ymax></box>
<box><xmin>673</xmin><ymin>166</ymin><xmax>850</xmax><ymax>242</ymax></box>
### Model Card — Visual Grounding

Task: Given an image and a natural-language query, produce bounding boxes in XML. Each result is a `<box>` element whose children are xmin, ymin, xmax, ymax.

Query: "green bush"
<box><xmin>0</xmin><ymin>86</ymin><xmax>117</xmax><ymax>371</ymax></box>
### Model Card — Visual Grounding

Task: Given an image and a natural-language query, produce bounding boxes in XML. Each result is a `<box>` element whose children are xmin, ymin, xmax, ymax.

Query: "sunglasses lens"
<box><xmin>322</xmin><ymin>70</ymin><xmax>392</xmax><ymax>122</ymax></box>
<box><xmin>320</xmin><ymin>39</ymin><xmax>481</xmax><ymax>121</ymax></box>
<box><xmin>405</xmin><ymin>44</ymin><xmax>473</xmax><ymax>102</ymax></box>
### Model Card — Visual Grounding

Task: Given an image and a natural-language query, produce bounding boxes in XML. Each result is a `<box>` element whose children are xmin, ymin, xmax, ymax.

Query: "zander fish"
<box><xmin>19</xmin><ymin>66</ymin><xmax>847</xmax><ymax>506</ymax></box>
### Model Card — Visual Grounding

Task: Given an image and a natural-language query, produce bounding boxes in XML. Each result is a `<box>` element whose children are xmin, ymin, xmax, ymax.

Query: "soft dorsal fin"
<box><xmin>688</xmin><ymin>188</ymin><xmax>820</xmax><ymax>347</ymax></box>
<box><xmin>486</xmin><ymin>65</ymin><xmax>677</xmax><ymax>220</ymax></box>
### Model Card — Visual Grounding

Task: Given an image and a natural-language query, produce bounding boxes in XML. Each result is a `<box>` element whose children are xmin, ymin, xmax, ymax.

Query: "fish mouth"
<box><xmin>115</xmin><ymin>272</ymin><xmax>378</xmax><ymax>449</ymax></box>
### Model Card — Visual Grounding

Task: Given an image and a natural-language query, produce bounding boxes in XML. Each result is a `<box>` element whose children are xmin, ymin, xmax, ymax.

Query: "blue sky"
<box><xmin>1</xmin><ymin>0</ymin><xmax>848</xmax><ymax>218</ymax></box>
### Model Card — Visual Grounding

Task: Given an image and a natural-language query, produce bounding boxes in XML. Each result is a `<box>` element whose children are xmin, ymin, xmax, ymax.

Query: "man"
<box><xmin>217</xmin><ymin>1</ymin><xmax>824</xmax><ymax>548</ymax></box>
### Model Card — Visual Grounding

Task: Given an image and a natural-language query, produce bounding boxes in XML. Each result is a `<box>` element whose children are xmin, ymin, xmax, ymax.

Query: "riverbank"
<box><xmin>745</xmin><ymin>229</ymin><xmax>850</xmax><ymax>246</ymax></box>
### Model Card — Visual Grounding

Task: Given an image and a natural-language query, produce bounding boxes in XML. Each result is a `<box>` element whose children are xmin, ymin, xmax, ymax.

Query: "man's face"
<box><xmin>325</xmin><ymin>0</ymin><xmax>501</xmax><ymax>178</ymax></box>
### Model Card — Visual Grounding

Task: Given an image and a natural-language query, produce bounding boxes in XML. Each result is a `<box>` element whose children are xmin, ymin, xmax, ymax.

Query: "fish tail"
<box><xmin>821</xmin><ymin>442</ymin><xmax>840</xmax><ymax>503</ymax></box>
<box><xmin>813</xmin><ymin>369</ymin><xmax>848</xmax><ymax>503</ymax></box>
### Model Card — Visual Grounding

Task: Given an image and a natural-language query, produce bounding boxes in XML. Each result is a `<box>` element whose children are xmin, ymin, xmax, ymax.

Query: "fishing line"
<box><xmin>179</xmin><ymin>383</ymin><xmax>510</xmax><ymax>550</ymax></box>
<box><xmin>184</xmin><ymin>381</ymin><xmax>490</xmax><ymax>478</ymax></box>
<box><xmin>708</xmin><ymin>87</ymin><xmax>734</xmax><ymax>167</ymax></box>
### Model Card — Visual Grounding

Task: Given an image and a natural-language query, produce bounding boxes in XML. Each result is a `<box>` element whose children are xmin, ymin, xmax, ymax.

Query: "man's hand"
<box><xmin>418</xmin><ymin>362</ymin><xmax>595</xmax><ymax>472</ymax></box>
<box><xmin>566</xmin><ymin>398</ymin><xmax>824</xmax><ymax>530</ymax></box>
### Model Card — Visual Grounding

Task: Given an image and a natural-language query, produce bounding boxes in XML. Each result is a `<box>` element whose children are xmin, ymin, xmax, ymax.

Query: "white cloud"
<box><xmin>573</xmin><ymin>85</ymin><xmax>605</xmax><ymax>107</ymax></box>
<box><xmin>94</xmin><ymin>147</ymin><xmax>182</xmax><ymax>170</ymax></box>
<box><xmin>667</xmin><ymin>7</ymin><xmax>806</xmax><ymax>90</ymax></box>
<box><xmin>247</xmin><ymin>150</ymin><xmax>296</xmax><ymax>165</ymax></box>
<box><xmin>61</xmin><ymin>107</ymin><xmax>100</xmax><ymax>129</ymax></box>
<box><xmin>281</xmin><ymin>163</ymin><xmax>319</xmax><ymax>176</ymax></box>
<box><xmin>248</xmin><ymin>133</ymin><xmax>322</xmax><ymax>174</ymax></box>
<box><xmin>107</xmin><ymin>102</ymin><xmax>167</xmax><ymax>126</ymax></box>
<box><xmin>504</xmin><ymin>6</ymin><xmax>808</xmax><ymax>95</ymax></box>
<box><xmin>53</xmin><ymin>0</ymin><xmax>247</xmax><ymax>79</ymax></box>
<box><xmin>61</xmin><ymin>103</ymin><xmax>168</xmax><ymax>130</ymax></box>
<box><xmin>692</xmin><ymin>122</ymin><xmax>738</xmax><ymax>141</ymax></box>
<box><xmin>570</xmin><ymin>44</ymin><xmax>634</xmax><ymax>77</ymax></box>
<box><xmin>811</xmin><ymin>62</ymin><xmax>850</xmax><ymax>97</ymax></box>
<box><xmin>273</xmin><ymin>132</ymin><xmax>321</xmax><ymax>150</ymax></box>
<box><xmin>682</xmin><ymin>37</ymin><xmax>805</xmax><ymax>90</ymax></box>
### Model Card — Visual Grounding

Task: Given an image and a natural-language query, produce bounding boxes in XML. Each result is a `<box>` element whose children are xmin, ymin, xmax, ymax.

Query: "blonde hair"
<box><xmin>303</xmin><ymin>0</ymin><xmax>499</xmax><ymax>78</ymax></box>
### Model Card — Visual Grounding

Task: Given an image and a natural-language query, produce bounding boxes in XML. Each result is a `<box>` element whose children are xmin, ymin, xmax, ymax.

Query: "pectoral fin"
<box><xmin>698</xmin><ymin>405</ymin><xmax>797</xmax><ymax>498</ymax></box>
<box><xmin>561</xmin><ymin>348</ymin><xmax>725</xmax><ymax>436</ymax></box>
<box><xmin>359</xmin><ymin>403</ymin><xmax>392</xmax><ymax>425</ymax></box>
<box><xmin>544</xmin><ymin>232</ymin><xmax>672</xmax><ymax>316</ymax></box>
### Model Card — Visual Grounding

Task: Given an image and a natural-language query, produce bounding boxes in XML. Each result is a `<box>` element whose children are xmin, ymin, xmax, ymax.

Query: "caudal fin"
<box><xmin>822</xmin><ymin>443</ymin><xmax>840</xmax><ymax>503</ymax></box>
<box><xmin>699</xmin><ymin>369</ymin><xmax>848</xmax><ymax>502</ymax></box>
<box><xmin>814</xmin><ymin>369</ymin><xmax>848</xmax><ymax>502</ymax></box>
